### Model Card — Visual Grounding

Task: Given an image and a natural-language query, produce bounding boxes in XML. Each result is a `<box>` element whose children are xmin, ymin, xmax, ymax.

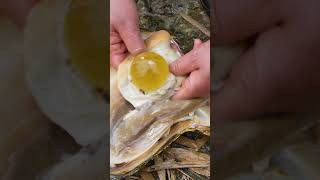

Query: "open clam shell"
<box><xmin>110</xmin><ymin>32</ymin><xmax>210</xmax><ymax>176</ymax></box>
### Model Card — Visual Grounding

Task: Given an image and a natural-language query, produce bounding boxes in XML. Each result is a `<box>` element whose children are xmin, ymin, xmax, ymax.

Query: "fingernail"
<box><xmin>131</xmin><ymin>40</ymin><xmax>146</xmax><ymax>55</ymax></box>
<box><xmin>169</xmin><ymin>61</ymin><xmax>178</xmax><ymax>72</ymax></box>
<box><xmin>169</xmin><ymin>63</ymin><xmax>174</xmax><ymax>70</ymax></box>
<box><xmin>131</xmin><ymin>46</ymin><xmax>145</xmax><ymax>55</ymax></box>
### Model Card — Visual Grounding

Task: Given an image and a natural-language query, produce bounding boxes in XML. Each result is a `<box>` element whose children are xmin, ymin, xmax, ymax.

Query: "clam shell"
<box><xmin>110</xmin><ymin>30</ymin><xmax>210</xmax><ymax>176</ymax></box>
<box><xmin>111</xmin><ymin>118</ymin><xmax>208</xmax><ymax>176</ymax></box>
<box><xmin>110</xmin><ymin>65</ymin><xmax>210</xmax><ymax>176</ymax></box>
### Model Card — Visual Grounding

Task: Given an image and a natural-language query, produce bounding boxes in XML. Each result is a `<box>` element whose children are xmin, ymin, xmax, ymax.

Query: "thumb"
<box><xmin>115</xmin><ymin>21</ymin><xmax>145</xmax><ymax>55</ymax></box>
<box><xmin>173</xmin><ymin>72</ymin><xmax>198</xmax><ymax>100</ymax></box>
<box><xmin>170</xmin><ymin>39</ymin><xmax>206</xmax><ymax>75</ymax></box>
<box><xmin>173</xmin><ymin>70</ymin><xmax>210</xmax><ymax>100</ymax></box>
<box><xmin>170</xmin><ymin>49</ymin><xmax>198</xmax><ymax>76</ymax></box>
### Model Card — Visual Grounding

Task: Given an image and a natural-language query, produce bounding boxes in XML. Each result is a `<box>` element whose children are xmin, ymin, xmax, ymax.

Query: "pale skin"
<box><xmin>169</xmin><ymin>39</ymin><xmax>210</xmax><ymax>100</ymax></box>
<box><xmin>110</xmin><ymin>0</ymin><xmax>146</xmax><ymax>68</ymax></box>
<box><xmin>112</xmin><ymin>0</ymin><xmax>320</xmax><ymax>121</ymax></box>
<box><xmin>7</xmin><ymin>0</ymin><xmax>319</xmax><ymax>122</ymax></box>
<box><xmin>110</xmin><ymin>0</ymin><xmax>211</xmax><ymax>100</ymax></box>
<box><xmin>3</xmin><ymin>0</ymin><xmax>211</xmax><ymax>101</ymax></box>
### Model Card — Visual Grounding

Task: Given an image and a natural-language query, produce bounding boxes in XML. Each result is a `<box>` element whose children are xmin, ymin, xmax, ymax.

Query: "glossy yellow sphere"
<box><xmin>130</xmin><ymin>52</ymin><xmax>169</xmax><ymax>92</ymax></box>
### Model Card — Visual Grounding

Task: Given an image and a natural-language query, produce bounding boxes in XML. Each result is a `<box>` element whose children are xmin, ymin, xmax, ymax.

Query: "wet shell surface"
<box><xmin>110</xmin><ymin>31</ymin><xmax>210</xmax><ymax>176</ymax></box>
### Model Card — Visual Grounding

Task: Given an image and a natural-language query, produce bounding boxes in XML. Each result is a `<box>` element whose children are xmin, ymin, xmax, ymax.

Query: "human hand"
<box><xmin>170</xmin><ymin>39</ymin><xmax>210</xmax><ymax>100</ymax></box>
<box><xmin>110</xmin><ymin>0</ymin><xmax>145</xmax><ymax>69</ymax></box>
<box><xmin>214</xmin><ymin>0</ymin><xmax>320</xmax><ymax>121</ymax></box>
<box><xmin>0</xmin><ymin>0</ymin><xmax>38</xmax><ymax>28</ymax></box>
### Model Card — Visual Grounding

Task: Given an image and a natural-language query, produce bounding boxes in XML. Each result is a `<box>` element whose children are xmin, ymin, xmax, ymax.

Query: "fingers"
<box><xmin>169</xmin><ymin>53</ymin><xmax>198</xmax><ymax>76</ymax></box>
<box><xmin>214</xmin><ymin>0</ymin><xmax>282</xmax><ymax>45</ymax></box>
<box><xmin>173</xmin><ymin>74</ymin><xmax>197</xmax><ymax>100</ymax></box>
<box><xmin>113</xmin><ymin>0</ymin><xmax>145</xmax><ymax>55</ymax></box>
<box><xmin>110</xmin><ymin>42</ymin><xmax>127</xmax><ymax>69</ymax></box>
<box><xmin>110</xmin><ymin>42</ymin><xmax>127</xmax><ymax>55</ymax></box>
<box><xmin>116</xmin><ymin>21</ymin><xmax>145</xmax><ymax>54</ymax></box>
<box><xmin>110</xmin><ymin>52</ymin><xmax>127</xmax><ymax>69</ymax></box>
<box><xmin>193</xmin><ymin>39</ymin><xmax>202</xmax><ymax>48</ymax></box>
<box><xmin>110</xmin><ymin>22</ymin><xmax>144</xmax><ymax>68</ymax></box>
<box><xmin>110</xmin><ymin>31</ymin><xmax>127</xmax><ymax>69</ymax></box>
<box><xmin>110</xmin><ymin>31</ymin><xmax>123</xmax><ymax>44</ymax></box>
<box><xmin>173</xmin><ymin>70</ymin><xmax>210</xmax><ymax>100</ymax></box>
<box><xmin>110</xmin><ymin>0</ymin><xmax>145</xmax><ymax>69</ymax></box>
<box><xmin>172</xmin><ymin>40</ymin><xmax>210</xmax><ymax>100</ymax></box>
<box><xmin>170</xmin><ymin>40</ymin><xmax>203</xmax><ymax>76</ymax></box>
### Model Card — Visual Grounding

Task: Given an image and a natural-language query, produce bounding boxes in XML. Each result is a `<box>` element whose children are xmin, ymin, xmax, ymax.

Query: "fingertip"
<box><xmin>193</xmin><ymin>39</ymin><xmax>202</xmax><ymax>49</ymax></box>
<box><xmin>118</xmin><ymin>25</ymin><xmax>146</xmax><ymax>55</ymax></box>
<box><xmin>169</xmin><ymin>62</ymin><xmax>177</xmax><ymax>73</ymax></box>
<box><xmin>130</xmin><ymin>42</ymin><xmax>146</xmax><ymax>55</ymax></box>
<box><xmin>172</xmin><ymin>83</ymin><xmax>194</xmax><ymax>100</ymax></box>
<box><xmin>172</xmin><ymin>90</ymin><xmax>192</xmax><ymax>100</ymax></box>
<box><xmin>172</xmin><ymin>92</ymin><xmax>186</xmax><ymax>100</ymax></box>
<box><xmin>169</xmin><ymin>61</ymin><xmax>183</xmax><ymax>76</ymax></box>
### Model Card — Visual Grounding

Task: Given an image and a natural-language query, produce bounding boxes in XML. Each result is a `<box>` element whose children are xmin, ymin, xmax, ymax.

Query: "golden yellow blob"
<box><xmin>130</xmin><ymin>52</ymin><xmax>169</xmax><ymax>92</ymax></box>
<box><xmin>64</xmin><ymin>0</ymin><xmax>108</xmax><ymax>91</ymax></box>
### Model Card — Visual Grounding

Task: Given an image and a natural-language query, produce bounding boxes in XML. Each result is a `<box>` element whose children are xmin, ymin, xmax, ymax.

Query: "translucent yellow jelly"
<box><xmin>64</xmin><ymin>0</ymin><xmax>108</xmax><ymax>91</ymax></box>
<box><xmin>130</xmin><ymin>52</ymin><xmax>169</xmax><ymax>92</ymax></box>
